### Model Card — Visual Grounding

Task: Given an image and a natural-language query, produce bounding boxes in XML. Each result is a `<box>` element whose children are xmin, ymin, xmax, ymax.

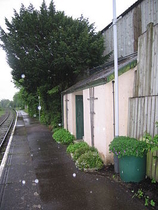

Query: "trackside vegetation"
<box><xmin>0</xmin><ymin>0</ymin><xmax>110</xmax><ymax>128</ymax></box>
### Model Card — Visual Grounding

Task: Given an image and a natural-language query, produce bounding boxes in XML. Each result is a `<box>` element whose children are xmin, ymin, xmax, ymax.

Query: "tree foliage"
<box><xmin>13</xmin><ymin>92</ymin><xmax>24</xmax><ymax>108</ymax></box>
<box><xmin>0</xmin><ymin>99</ymin><xmax>11</xmax><ymax>108</ymax></box>
<box><xmin>0</xmin><ymin>0</ymin><xmax>110</xmax><ymax>126</ymax></box>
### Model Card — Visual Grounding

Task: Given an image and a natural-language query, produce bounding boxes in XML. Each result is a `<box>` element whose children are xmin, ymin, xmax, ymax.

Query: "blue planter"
<box><xmin>119</xmin><ymin>155</ymin><xmax>146</xmax><ymax>182</ymax></box>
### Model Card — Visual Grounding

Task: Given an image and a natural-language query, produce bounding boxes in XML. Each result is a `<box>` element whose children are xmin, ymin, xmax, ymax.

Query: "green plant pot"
<box><xmin>119</xmin><ymin>155</ymin><xmax>146</xmax><ymax>183</ymax></box>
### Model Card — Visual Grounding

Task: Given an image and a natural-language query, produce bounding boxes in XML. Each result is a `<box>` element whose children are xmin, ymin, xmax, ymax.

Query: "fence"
<box><xmin>127</xmin><ymin>23</ymin><xmax>158</xmax><ymax>181</ymax></box>
<box><xmin>128</xmin><ymin>96</ymin><xmax>158</xmax><ymax>181</ymax></box>
<box><xmin>128</xmin><ymin>96</ymin><xmax>158</xmax><ymax>139</ymax></box>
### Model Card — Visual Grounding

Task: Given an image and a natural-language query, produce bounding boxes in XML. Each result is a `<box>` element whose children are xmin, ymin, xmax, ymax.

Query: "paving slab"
<box><xmin>0</xmin><ymin>111</ymin><xmax>148</xmax><ymax>210</ymax></box>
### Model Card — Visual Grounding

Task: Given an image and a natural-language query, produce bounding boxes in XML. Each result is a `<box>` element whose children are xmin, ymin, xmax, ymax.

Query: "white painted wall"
<box><xmin>63</xmin><ymin>91</ymin><xmax>83</xmax><ymax>137</ymax></box>
<box><xmin>63</xmin><ymin>68</ymin><xmax>135</xmax><ymax>164</ymax></box>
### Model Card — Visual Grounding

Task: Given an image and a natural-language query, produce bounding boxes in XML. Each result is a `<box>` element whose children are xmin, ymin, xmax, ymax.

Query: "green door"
<box><xmin>76</xmin><ymin>95</ymin><xmax>84</xmax><ymax>139</ymax></box>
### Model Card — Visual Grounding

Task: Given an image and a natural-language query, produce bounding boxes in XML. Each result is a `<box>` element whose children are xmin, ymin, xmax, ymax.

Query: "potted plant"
<box><xmin>109</xmin><ymin>136</ymin><xmax>149</xmax><ymax>182</ymax></box>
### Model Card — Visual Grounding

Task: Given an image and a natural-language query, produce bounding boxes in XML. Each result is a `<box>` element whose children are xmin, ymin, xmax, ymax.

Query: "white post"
<box><xmin>113</xmin><ymin>0</ymin><xmax>119</xmax><ymax>137</ymax></box>
<box><xmin>38</xmin><ymin>96</ymin><xmax>41</xmax><ymax>121</ymax></box>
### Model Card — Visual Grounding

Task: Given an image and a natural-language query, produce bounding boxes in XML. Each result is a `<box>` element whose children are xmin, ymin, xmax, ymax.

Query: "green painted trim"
<box><xmin>62</xmin><ymin>59</ymin><xmax>137</xmax><ymax>95</ymax></box>
<box><xmin>82</xmin><ymin>60</ymin><xmax>137</xmax><ymax>90</ymax></box>
<box><xmin>106</xmin><ymin>60</ymin><xmax>137</xmax><ymax>83</ymax></box>
<box><xmin>76</xmin><ymin>95</ymin><xmax>84</xmax><ymax>139</ymax></box>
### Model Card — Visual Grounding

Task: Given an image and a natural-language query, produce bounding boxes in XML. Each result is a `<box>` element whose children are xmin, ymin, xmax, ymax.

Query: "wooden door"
<box><xmin>76</xmin><ymin>95</ymin><xmax>84</xmax><ymax>139</ymax></box>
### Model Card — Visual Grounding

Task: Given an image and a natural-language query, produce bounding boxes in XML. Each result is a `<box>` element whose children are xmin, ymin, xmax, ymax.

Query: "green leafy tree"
<box><xmin>13</xmin><ymin>91</ymin><xmax>25</xmax><ymax>109</ymax></box>
<box><xmin>0</xmin><ymin>99</ymin><xmax>11</xmax><ymax>108</ymax></box>
<box><xmin>0</xmin><ymin>0</ymin><xmax>110</xmax><ymax>125</ymax></box>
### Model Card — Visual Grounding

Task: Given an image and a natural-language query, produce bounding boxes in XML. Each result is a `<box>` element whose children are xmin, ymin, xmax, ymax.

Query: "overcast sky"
<box><xmin>0</xmin><ymin>0</ymin><xmax>137</xmax><ymax>101</ymax></box>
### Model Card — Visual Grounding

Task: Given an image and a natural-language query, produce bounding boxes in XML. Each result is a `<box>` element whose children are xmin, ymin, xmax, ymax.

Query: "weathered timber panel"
<box><xmin>146</xmin><ymin>151</ymin><xmax>158</xmax><ymax>182</ymax></box>
<box><xmin>128</xmin><ymin>96</ymin><xmax>158</xmax><ymax>138</ymax></box>
<box><xmin>127</xmin><ymin>7</ymin><xmax>158</xmax><ymax>182</ymax></box>
<box><xmin>134</xmin><ymin>23</ymin><xmax>158</xmax><ymax>97</ymax></box>
<box><xmin>128</xmin><ymin>96</ymin><xmax>158</xmax><ymax>181</ymax></box>
<box><xmin>102</xmin><ymin>8</ymin><xmax>137</xmax><ymax>59</ymax></box>
<box><xmin>102</xmin><ymin>0</ymin><xmax>158</xmax><ymax>59</ymax></box>
<box><xmin>141</xmin><ymin>0</ymin><xmax>158</xmax><ymax>32</ymax></box>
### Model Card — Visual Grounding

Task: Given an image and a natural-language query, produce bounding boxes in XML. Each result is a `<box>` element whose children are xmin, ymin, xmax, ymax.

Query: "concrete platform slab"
<box><xmin>0</xmin><ymin>111</ymin><xmax>148</xmax><ymax>210</ymax></box>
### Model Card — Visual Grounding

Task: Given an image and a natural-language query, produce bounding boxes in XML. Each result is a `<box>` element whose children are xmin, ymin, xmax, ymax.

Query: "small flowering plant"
<box><xmin>109</xmin><ymin>136</ymin><xmax>148</xmax><ymax>158</ymax></box>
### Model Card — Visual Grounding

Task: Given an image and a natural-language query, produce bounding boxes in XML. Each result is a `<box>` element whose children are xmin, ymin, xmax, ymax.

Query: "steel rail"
<box><xmin>0</xmin><ymin>118</ymin><xmax>14</xmax><ymax>148</ymax></box>
<box><xmin>0</xmin><ymin>110</ymin><xmax>16</xmax><ymax>149</ymax></box>
<box><xmin>0</xmin><ymin>112</ymin><xmax>10</xmax><ymax>126</ymax></box>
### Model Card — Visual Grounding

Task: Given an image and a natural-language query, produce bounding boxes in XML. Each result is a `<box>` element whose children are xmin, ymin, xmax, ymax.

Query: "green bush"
<box><xmin>76</xmin><ymin>151</ymin><xmax>104</xmax><ymax>171</ymax></box>
<box><xmin>73</xmin><ymin>146</ymin><xmax>97</xmax><ymax>161</ymax></box>
<box><xmin>52</xmin><ymin>128</ymin><xmax>75</xmax><ymax>145</ymax></box>
<box><xmin>53</xmin><ymin>127</ymin><xmax>61</xmax><ymax>134</ymax></box>
<box><xmin>109</xmin><ymin>136</ymin><xmax>148</xmax><ymax>158</ymax></box>
<box><xmin>66</xmin><ymin>142</ymin><xmax>89</xmax><ymax>154</ymax></box>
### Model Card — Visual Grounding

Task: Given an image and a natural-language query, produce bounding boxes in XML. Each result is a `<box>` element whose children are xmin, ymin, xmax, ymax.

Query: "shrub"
<box><xmin>144</xmin><ymin>131</ymin><xmax>158</xmax><ymax>158</ymax></box>
<box><xmin>53</xmin><ymin>127</ymin><xmax>61</xmax><ymax>134</ymax></box>
<box><xmin>73</xmin><ymin>146</ymin><xmax>97</xmax><ymax>161</ymax></box>
<box><xmin>109</xmin><ymin>136</ymin><xmax>148</xmax><ymax>158</ymax></box>
<box><xmin>52</xmin><ymin>128</ymin><xmax>75</xmax><ymax>145</ymax></box>
<box><xmin>66</xmin><ymin>142</ymin><xmax>89</xmax><ymax>154</ymax></box>
<box><xmin>76</xmin><ymin>151</ymin><xmax>103</xmax><ymax>171</ymax></box>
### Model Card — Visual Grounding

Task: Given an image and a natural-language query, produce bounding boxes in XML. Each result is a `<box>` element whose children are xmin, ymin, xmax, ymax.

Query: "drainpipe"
<box><xmin>89</xmin><ymin>87</ymin><xmax>94</xmax><ymax>147</ymax></box>
<box><xmin>61</xmin><ymin>93</ymin><xmax>63</xmax><ymax>128</ymax></box>
<box><xmin>113</xmin><ymin>0</ymin><xmax>119</xmax><ymax>137</ymax></box>
<box><xmin>112</xmin><ymin>81</ymin><xmax>115</xmax><ymax>138</ymax></box>
<box><xmin>66</xmin><ymin>94</ymin><xmax>68</xmax><ymax>130</ymax></box>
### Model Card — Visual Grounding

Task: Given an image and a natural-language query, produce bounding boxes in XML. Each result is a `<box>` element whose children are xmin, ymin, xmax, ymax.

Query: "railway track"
<box><xmin>0</xmin><ymin>109</ymin><xmax>16</xmax><ymax>161</ymax></box>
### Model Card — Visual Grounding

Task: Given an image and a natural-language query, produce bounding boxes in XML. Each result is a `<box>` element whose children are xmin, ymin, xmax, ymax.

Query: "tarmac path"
<box><xmin>0</xmin><ymin>111</ymin><xmax>147</xmax><ymax>210</ymax></box>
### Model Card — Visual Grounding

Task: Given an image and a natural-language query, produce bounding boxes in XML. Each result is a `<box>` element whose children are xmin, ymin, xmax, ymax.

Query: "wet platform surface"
<box><xmin>0</xmin><ymin>111</ymin><xmax>147</xmax><ymax>210</ymax></box>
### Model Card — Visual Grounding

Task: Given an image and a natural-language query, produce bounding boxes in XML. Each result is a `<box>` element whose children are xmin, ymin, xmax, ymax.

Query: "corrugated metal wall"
<box><xmin>102</xmin><ymin>0</ymin><xmax>158</xmax><ymax>59</ymax></box>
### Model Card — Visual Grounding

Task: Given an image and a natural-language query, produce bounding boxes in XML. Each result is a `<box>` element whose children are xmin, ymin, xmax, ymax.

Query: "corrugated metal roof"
<box><xmin>62</xmin><ymin>53</ymin><xmax>137</xmax><ymax>95</ymax></box>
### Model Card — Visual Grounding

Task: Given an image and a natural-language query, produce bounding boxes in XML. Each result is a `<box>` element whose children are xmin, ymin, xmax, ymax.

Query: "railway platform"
<box><xmin>0</xmin><ymin>111</ymin><xmax>147</xmax><ymax>210</ymax></box>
